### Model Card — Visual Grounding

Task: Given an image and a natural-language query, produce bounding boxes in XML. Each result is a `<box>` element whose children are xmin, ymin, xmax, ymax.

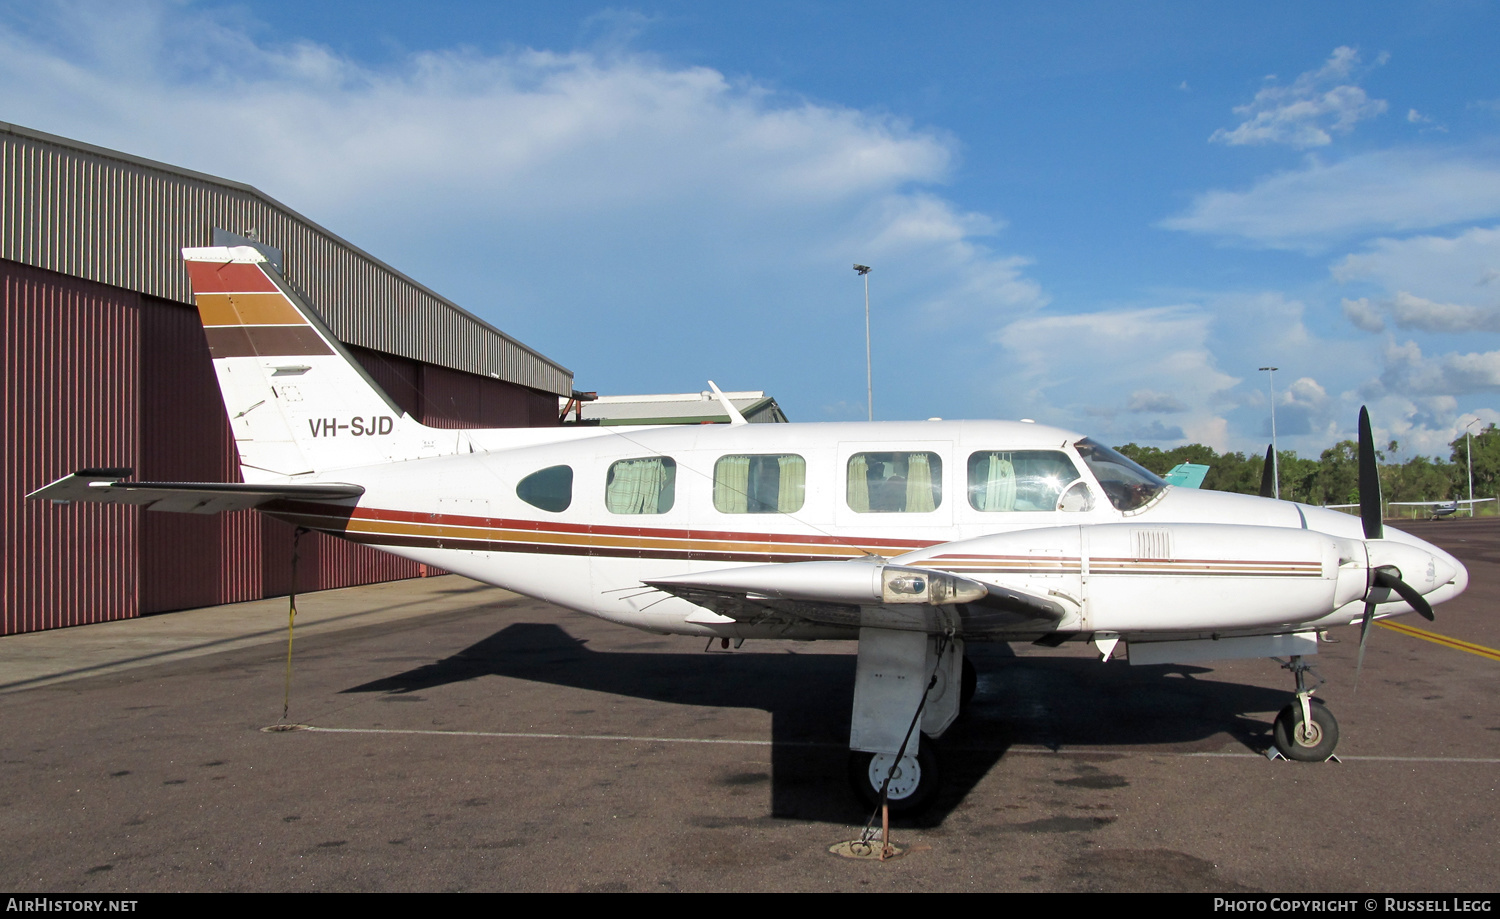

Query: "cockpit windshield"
<box><xmin>1073</xmin><ymin>438</ymin><xmax>1167</xmax><ymax>513</ymax></box>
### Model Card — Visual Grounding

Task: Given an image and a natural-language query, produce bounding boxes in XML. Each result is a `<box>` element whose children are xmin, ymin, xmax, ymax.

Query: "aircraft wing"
<box><xmin>1389</xmin><ymin>499</ymin><xmax>1494</xmax><ymax>506</ymax></box>
<box><xmin>645</xmin><ymin>558</ymin><xmax>1066</xmax><ymax>638</ymax></box>
<box><xmin>27</xmin><ymin>468</ymin><xmax>364</xmax><ymax>514</ymax></box>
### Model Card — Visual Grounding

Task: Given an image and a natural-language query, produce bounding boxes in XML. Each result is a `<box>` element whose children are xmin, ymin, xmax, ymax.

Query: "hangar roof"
<box><xmin>0</xmin><ymin>122</ymin><xmax>572</xmax><ymax>397</ymax></box>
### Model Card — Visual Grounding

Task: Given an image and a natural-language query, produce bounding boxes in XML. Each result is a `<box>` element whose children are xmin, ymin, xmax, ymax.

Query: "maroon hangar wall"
<box><xmin>1</xmin><ymin>124</ymin><xmax>574</xmax><ymax>635</ymax></box>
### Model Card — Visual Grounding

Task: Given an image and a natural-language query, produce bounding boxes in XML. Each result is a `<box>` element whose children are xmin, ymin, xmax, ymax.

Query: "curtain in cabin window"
<box><xmin>713</xmin><ymin>455</ymin><xmax>751</xmax><ymax>513</ymax></box>
<box><xmin>607</xmin><ymin>458</ymin><xmax>674</xmax><ymax>514</ymax></box>
<box><xmin>846</xmin><ymin>454</ymin><xmax>870</xmax><ymax>513</ymax></box>
<box><xmin>906</xmin><ymin>452</ymin><xmax>936</xmax><ymax>513</ymax></box>
<box><xmin>777</xmin><ymin>455</ymin><xmax>806</xmax><ymax>512</ymax></box>
<box><xmin>978</xmin><ymin>453</ymin><xmax>1017</xmax><ymax>511</ymax></box>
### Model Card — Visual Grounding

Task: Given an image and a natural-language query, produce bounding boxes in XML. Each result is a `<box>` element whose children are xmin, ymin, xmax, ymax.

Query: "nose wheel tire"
<box><xmin>1273</xmin><ymin>699</ymin><xmax>1340</xmax><ymax>762</ymax></box>
<box><xmin>847</xmin><ymin>742</ymin><xmax>940</xmax><ymax>816</ymax></box>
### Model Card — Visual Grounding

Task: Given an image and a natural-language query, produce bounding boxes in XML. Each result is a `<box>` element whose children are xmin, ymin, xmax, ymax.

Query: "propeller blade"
<box><xmin>1354</xmin><ymin>600</ymin><xmax>1376</xmax><ymax>691</ymax></box>
<box><xmin>1358</xmin><ymin>406</ymin><xmax>1383</xmax><ymax>541</ymax></box>
<box><xmin>1373</xmin><ymin>566</ymin><xmax>1436</xmax><ymax>621</ymax></box>
<box><xmin>1259</xmin><ymin>444</ymin><xmax>1276</xmax><ymax>498</ymax></box>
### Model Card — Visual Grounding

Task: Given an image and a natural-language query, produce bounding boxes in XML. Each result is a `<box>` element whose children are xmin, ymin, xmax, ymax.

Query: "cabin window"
<box><xmin>1073</xmin><ymin>438</ymin><xmax>1166</xmax><ymax>512</ymax></box>
<box><xmin>606</xmin><ymin>457</ymin><xmax>676</xmax><ymax>514</ymax></box>
<box><xmin>846</xmin><ymin>452</ymin><xmax>943</xmax><ymax>513</ymax></box>
<box><xmin>967</xmin><ymin>451</ymin><xmax>1081</xmax><ymax>512</ymax></box>
<box><xmin>516</xmin><ymin>465</ymin><xmax>573</xmax><ymax>513</ymax></box>
<box><xmin>714</xmin><ymin>454</ymin><xmax>806</xmax><ymax>514</ymax></box>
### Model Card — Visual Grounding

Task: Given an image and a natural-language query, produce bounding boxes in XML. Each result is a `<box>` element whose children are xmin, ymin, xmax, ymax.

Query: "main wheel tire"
<box><xmin>847</xmin><ymin>741</ymin><xmax>941</xmax><ymax>816</ymax></box>
<box><xmin>1273</xmin><ymin>699</ymin><xmax>1340</xmax><ymax>762</ymax></box>
<box><xmin>960</xmin><ymin>657</ymin><xmax>978</xmax><ymax>712</ymax></box>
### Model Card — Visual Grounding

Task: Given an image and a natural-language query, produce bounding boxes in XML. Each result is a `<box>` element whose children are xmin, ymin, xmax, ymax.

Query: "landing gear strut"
<box><xmin>1272</xmin><ymin>654</ymin><xmax>1340</xmax><ymax>761</ymax></box>
<box><xmin>845</xmin><ymin>629</ymin><xmax>962</xmax><ymax>816</ymax></box>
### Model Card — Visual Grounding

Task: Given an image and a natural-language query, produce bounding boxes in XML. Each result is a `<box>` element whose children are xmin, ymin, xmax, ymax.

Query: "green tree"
<box><xmin>1450</xmin><ymin>424</ymin><xmax>1500</xmax><ymax>504</ymax></box>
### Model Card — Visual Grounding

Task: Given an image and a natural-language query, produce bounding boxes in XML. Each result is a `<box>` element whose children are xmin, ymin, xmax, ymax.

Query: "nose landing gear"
<box><xmin>1272</xmin><ymin>654</ymin><xmax>1340</xmax><ymax>762</ymax></box>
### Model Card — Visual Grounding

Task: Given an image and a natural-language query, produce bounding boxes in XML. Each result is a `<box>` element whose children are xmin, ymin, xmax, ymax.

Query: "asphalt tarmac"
<box><xmin>0</xmin><ymin>518</ymin><xmax>1495</xmax><ymax>892</ymax></box>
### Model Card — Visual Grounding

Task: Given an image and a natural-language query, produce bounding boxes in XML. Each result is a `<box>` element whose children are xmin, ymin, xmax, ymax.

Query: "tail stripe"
<box><xmin>195</xmin><ymin>293</ymin><xmax>308</xmax><ymax>327</ymax></box>
<box><xmin>182</xmin><ymin>261</ymin><xmax>279</xmax><ymax>294</ymax></box>
<box><xmin>202</xmin><ymin>325</ymin><xmax>335</xmax><ymax>359</ymax></box>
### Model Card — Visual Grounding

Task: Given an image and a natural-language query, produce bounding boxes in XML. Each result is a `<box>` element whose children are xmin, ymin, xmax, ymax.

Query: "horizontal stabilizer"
<box><xmin>27</xmin><ymin>469</ymin><xmax>363</xmax><ymax>514</ymax></box>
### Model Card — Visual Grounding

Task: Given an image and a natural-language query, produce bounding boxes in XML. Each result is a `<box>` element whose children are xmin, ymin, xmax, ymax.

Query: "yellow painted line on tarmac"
<box><xmin>1377</xmin><ymin>620</ymin><xmax>1500</xmax><ymax>662</ymax></box>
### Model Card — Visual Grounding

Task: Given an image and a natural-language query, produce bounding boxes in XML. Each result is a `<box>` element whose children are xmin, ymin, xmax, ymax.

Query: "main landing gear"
<box><xmin>1272</xmin><ymin>654</ymin><xmax>1340</xmax><ymax>762</ymax></box>
<box><xmin>845</xmin><ymin>628</ymin><xmax>967</xmax><ymax>816</ymax></box>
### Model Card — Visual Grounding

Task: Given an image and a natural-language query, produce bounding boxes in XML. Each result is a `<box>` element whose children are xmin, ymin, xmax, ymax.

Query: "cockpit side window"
<box><xmin>967</xmin><ymin>451</ymin><xmax>1080</xmax><ymax>512</ymax></box>
<box><xmin>1073</xmin><ymin>438</ymin><xmax>1166</xmax><ymax>512</ymax></box>
<box><xmin>516</xmin><ymin>465</ymin><xmax>573</xmax><ymax>513</ymax></box>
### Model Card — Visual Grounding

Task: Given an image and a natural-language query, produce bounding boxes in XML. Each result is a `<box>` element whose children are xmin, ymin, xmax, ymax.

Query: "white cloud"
<box><xmin>1332</xmin><ymin>225</ymin><xmax>1500</xmax><ymax>304</ymax></box>
<box><xmin>1210</xmin><ymin>47</ymin><xmax>1387</xmax><ymax>149</ymax></box>
<box><xmin>1126</xmin><ymin>390</ymin><xmax>1189</xmax><ymax>414</ymax></box>
<box><xmin>992</xmin><ymin>306</ymin><xmax>1239</xmax><ymax>448</ymax></box>
<box><xmin>1342</xmin><ymin>297</ymin><xmax>1386</xmax><ymax>332</ymax></box>
<box><xmin>0</xmin><ymin>1</ymin><xmax>1050</xmax><ymax>418</ymax></box>
<box><xmin>1388</xmin><ymin>292</ymin><xmax>1500</xmax><ymax>332</ymax></box>
<box><xmin>1379</xmin><ymin>339</ymin><xmax>1500</xmax><ymax>396</ymax></box>
<box><xmin>1161</xmin><ymin>152</ymin><xmax>1500</xmax><ymax>251</ymax></box>
<box><xmin>1342</xmin><ymin>291</ymin><xmax>1500</xmax><ymax>334</ymax></box>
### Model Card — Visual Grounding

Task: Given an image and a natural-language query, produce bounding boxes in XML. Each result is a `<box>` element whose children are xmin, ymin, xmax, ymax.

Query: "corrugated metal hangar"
<box><xmin>2</xmin><ymin>122</ymin><xmax>574</xmax><ymax>636</ymax></box>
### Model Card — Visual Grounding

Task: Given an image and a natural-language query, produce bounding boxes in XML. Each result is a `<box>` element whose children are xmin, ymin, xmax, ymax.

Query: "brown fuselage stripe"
<box><xmin>270</xmin><ymin>506</ymin><xmax>1325</xmax><ymax>576</ymax></box>
<box><xmin>194</xmin><ymin>293</ymin><xmax>307</xmax><ymax>327</ymax></box>
<box><xmin>283</xmin><ymin>501</ymin><xmax>938</xmax><ymax>550</ymax></box>
<box><xmin>336</xmin><ymin>530</ymin><xmax>842</xmax><ymax>564</ymax></box>
<box><xmin>204</xmin><ymin>325</ymin><xmax>334</xmax><ymax>358</ymax></box>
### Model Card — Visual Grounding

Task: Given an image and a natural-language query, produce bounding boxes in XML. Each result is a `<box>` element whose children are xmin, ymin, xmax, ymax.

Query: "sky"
<box><xmin>3</xmin><ymin>1</ymin><xmax>1500</xmax><ymax>459</ymax></box>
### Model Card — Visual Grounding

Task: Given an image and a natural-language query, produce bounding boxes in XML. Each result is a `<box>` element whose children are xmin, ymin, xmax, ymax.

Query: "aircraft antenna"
<box><xmin>706</xmin><ymin>380</ymin><xmax>748</xmax><ymax>426</ymax></box>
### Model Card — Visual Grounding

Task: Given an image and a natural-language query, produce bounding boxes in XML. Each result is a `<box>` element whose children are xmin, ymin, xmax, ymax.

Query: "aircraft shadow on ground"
<box><xmin>343</xmin><ymin>623</ymin><xmax>1291</xmax><ymax>826</ymax></box>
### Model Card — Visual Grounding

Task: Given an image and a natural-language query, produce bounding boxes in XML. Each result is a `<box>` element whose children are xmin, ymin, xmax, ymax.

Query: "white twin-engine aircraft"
<box><xmin>32</xmin><ymin>246</ymin><xmax>1469</xmax><ymax>814</ymax></box>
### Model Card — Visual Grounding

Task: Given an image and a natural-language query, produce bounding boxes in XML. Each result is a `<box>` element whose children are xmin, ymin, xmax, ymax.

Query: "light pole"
<box><xmin>1259</xmin><ymin>366</ymin><xmax>1279</xmax><ymax>499</ymax></box>
<box><xmin>1466</xmin><ymin>418</ymin><xmax>1480</xmax><ymax>516</ymax></box>
<box><xmin>854</xmin><ymin>264</ymin><xmax>873</xmax><ymax>421</ymax></box>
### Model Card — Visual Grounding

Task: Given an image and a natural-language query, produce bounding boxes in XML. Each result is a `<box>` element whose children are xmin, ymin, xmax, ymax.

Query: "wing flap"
<box><xmin>27</xmin><ymin>469</ymin><xmax>364</xmax><ymax>514</ymax></box>
<box><xmin>646</xmin><ymin>559</ymin><xmax>1065</xmax><ymax>637</ymax></box>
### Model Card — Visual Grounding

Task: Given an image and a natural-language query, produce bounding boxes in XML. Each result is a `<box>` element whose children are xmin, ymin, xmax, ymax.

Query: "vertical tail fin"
<box><xmin>182</xmin><ymin>246</ymin><xmax>458</xmax><ymax>479</ymax></box>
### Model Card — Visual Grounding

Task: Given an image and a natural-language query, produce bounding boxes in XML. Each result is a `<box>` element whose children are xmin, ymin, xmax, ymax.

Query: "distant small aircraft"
<box><xmin>28</xmin><ymin>246</ymin><xmax>1470</xmax><ymax>814</ymax></box>
<box><xmin>1389</xmin><ymin>498</ymin><xmax>1495</xmax><ymax>520</ymax></box>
